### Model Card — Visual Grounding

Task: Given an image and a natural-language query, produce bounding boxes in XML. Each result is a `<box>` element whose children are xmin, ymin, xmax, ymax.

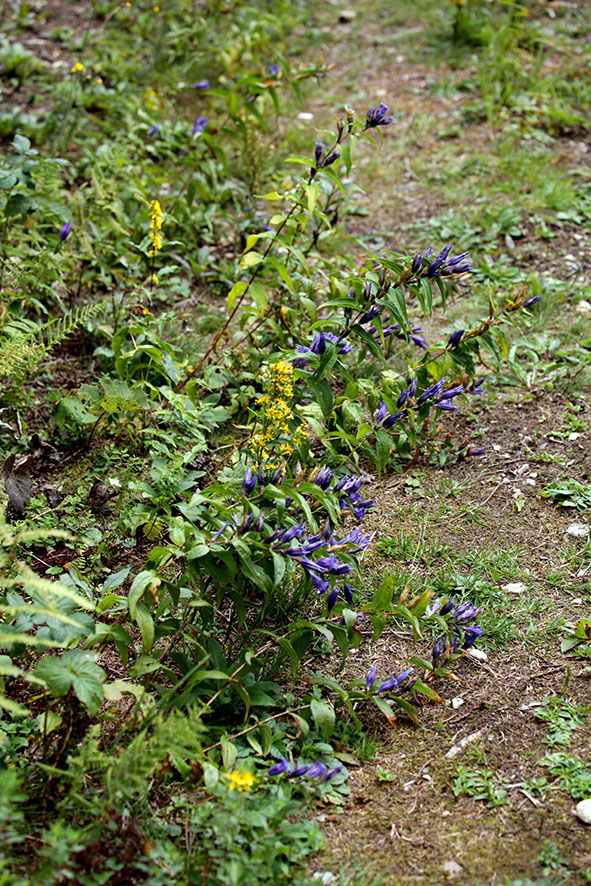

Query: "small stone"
<box><xmin>451</xmin><ymin>697</ymin><xmax>464</xmax><ymax>709</ymax></box>
<box><xmin>576</xmin><ymin>300</ymin><xmax>591</xmax><ymax>314</ymax></box>
<box><xmin>575</xmin><ymin>799</ymin><xmax>591</xmax><ymax>824</ymax></box>
<box><xmin>503</xmin><ymin>582</ymin><xmax>527</xmax><ymax>595</ymax></box>
<box><xmin>442</xmin><ymin>860</ymin><xmax>463</xmax><ymax>877</ymax></box>
<box><xmin>569</xmin><ymin>432</ymin><xmax>581</xmax><ymax>441</ymax></box>
<box><xmin>297</xmin><ymin>112</ymin><xmax>314</xmax><ymax>121</ymax></box>
<box><xmin>567</xmin><ymin>524</ymin><xmax>590</xmax><ymax>538</ymax></box>
<box><xmin>466</xmin><ymin>648</ymin><xmax>488</xmax><ymax>663</ymax></box>
<box><xmin>338</xmin><ymin>9</ymin><xmax>356</xmax><ymax>21</ymax></box>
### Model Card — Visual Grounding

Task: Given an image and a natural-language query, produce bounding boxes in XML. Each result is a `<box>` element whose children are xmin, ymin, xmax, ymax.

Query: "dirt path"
<box><xmin>303</xmin><ymin>4</ymin><xmax>591</xmax><ymax>883</ymax></box>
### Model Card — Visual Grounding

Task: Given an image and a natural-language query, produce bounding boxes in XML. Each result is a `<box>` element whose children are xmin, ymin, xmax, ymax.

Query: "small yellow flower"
<box><xmin>153</xmin><ymin>4</ymin><xmax>160</xmax><ymax>10</ymax></box>
<box><xmin>225</xmin><ymin>770</ymin><xmax>256</xmax><ymax>792</ymax></box>
<box><xmin>125</xmin><ymin>1</ymin><xmax>131</xmax><ymax>5</ymax></box>
<box><xmin>71</xmin><ymin>62</ymin><xmax>86</xmax><ymax>74</ymax></box>
<box><xmin>95</xmin><ymin>77</ymin><xmax>103</xmax><ymax>84</ymax></box>
<box><xmin>151</xmin><ymin>273</ymin><xmax>159</xmax><ymax>285</ymax></box>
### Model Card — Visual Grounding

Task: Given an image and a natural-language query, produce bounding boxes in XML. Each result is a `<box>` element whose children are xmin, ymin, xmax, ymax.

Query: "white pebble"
<box><xmin>575</xmin><ymin>799</ymin><xmax>591</xmax><ymax>824</ymax></box>
<box><xmin>567</xmin><ymin>524</ymin><xmax>590</xmax><ymax>538</ymax></box>
<box><xmin>503</xmin><ymin>582</ymin><xmax>527</xmax><ymax>594</ymax></box>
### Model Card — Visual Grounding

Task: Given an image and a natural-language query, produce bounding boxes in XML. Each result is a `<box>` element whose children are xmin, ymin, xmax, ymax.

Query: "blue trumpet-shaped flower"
<box><xmin>266</xmin><ymin>756</ymin><xmax>291</xmax><ymax>776</ymax></box>
<box><xmin>462</xmin><ymin>624</ymin><xmax>483</xmax><ymax>649</ymax></box>
<box><xmin>366</xmin><ymin>664</ymin><xmax>377</xmax><ymax>691</ymax></box>
<box><xmin>242</xmin><ymin>466</ymin><xmax>257</xmax><ymax>495</ymax></box>
<box><xmin>366</xmin><ymin>102</ymin><xmax>395</xmax><ymax>128</ymax></box>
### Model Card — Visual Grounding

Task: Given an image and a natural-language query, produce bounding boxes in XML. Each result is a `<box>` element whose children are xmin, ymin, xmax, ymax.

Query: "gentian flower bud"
<box><xmin>447</xmin><ymin>329</ymin><xmax>464</xmax><ymax>349</ymax></box>
<box><xmin>397</xmin><ymin>388</ymin><xmax>409</xmax><ymax>408</ymax></box>
<box><xmin>306</xmin><ymin>761</ymin><xmax>328</xmax><ymax>779</ymax></box>
<box><xmin>523</xmin><ymin>295</ymin><xmax>541</xmax><ymax>308</ymax></box>
<box><xmin>288</xmin><ymin>765</ymin><xmax>312</xmax><ymax>778</ymax></box>
<box><xmin>60</xmin><ymin>221</ymin><xmax>72</xmax><ymax>241</ymax></box>
<box><xmin>323</xmin><ymin>764</ymin><xmax>344</xmax><ymax>782</ymax></box>
<box><xmin>242</xmin><ymin>467</ymin><xmax>256</xmax><ymax>495</ymax></box>
<box><xmin>344</xmin><ymin>582</ymin><xmax>354</xmax><ymax>605</ymax></box>
<box><xmin>266</xmin><ymin>756</ymin><xmax>291</xmax><ymax>776</ymax></box>
<box><xmin>148</xmin><ymin>125</ymin><xmax>160</xmax><ymax>137</ymax></box>
<box><xmin>327</xmin><ymin>587</ymin><xmax>339</xmax><ymax>611</ymax></box>
<box><xmin>193</xmin><ymin>80</ymin><xmax>210</xmax><ymax>89</ymax></box>
<box><xmin>366</xmin><ymin>664</ymin><xmax>377</xmax><ymax>692</ymax></box>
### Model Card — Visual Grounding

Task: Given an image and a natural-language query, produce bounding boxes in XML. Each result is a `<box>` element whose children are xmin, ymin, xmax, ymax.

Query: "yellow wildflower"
<box><xmin>153</xmin><ymin>4</ymin><xmax>160</xmax><ymax>10</ymax></box>
<box><xmin>225</xmin><ymin>770</ymin><xmax>256</xmax><ymax>792</ymax></box>
<box><xmin>148</xmin><ymin>199</ymin><xmax>163</xmax><ymax>258</ymax></box>
<box><xmin>71</xmin><ymin>62</ymin><xmax>86</xmax><ymax>74</ymax></box>
<box><xmin>151</xmin><ymin>273</ymin><xmax>159</xmax><ymax>285</ymax></box>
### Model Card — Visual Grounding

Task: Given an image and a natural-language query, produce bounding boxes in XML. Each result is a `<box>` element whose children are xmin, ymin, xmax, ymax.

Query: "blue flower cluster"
<box><xmin>293</xmin><ymin>331</ymin><xmax>353</xmax><ymax>367</ymax></box>
<box><xmin>411</xmin><ymin>245</ymin><xmax>472</xmax><ymax>279</ymax></box>
<box><xmin>375</xmin><ymin>375</ymin><xmax>485</xmax><ymax>429</ymax></box>
<box><xmin>266</xmin><ymin>757</ymin><xmax>343</xmax><ymax>781</ymax></box>
<box><xmin>366</xmin><ymin>664</ymin><xmax>415</xmax><ymax>694</ymax></box>
<box><xmin>430</xmin><ymin>599</ymin><xmax>483</xmax><ymax>665</ymax></box>
<box><xmin>365</xmin><ymin>102</ymin><xmax>395</xmax><ymax>128</ymax></box>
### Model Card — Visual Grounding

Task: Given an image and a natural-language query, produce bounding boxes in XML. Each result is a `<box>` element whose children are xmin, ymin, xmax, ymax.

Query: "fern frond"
<box><xmin>0</xmin><ymin>301</ymin><xmax>103</xmax><ymax>383</ymax></box>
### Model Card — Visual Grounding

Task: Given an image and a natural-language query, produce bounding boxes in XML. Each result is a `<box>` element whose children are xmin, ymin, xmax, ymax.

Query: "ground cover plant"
<box><xmin>1</xmin><ymin>0</ymin><xmax>591</xmax><ymax>883</ymax></box>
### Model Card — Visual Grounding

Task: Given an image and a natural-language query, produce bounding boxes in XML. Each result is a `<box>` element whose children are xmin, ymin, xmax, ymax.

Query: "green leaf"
<box><xmin>102</xmin><ymin>567</ymin><xmax>131</xmax><ymax>592</ymax></box>
<box><xmin>135</xmin><ymin>601</ymin><xmax>155</xmax><ymax>653</ymax></box>
<box><xmin>128</xmin><ymin>570</ymin><xmax>158</xmax><ymax>619</ymax></box>
<box><xmin>310</xmin><ymin>698</ymin><xmax>335</xmax><ymax>739</ymax></box>
<box><xmin>372</xmin><ymin>575</ymin><xmax>393</xmax><ymax>612</ymax></box>
<box><xmin>221</xmin><ymin>736</ymin><xmax>237</xmax><ymax>769</ymax></box>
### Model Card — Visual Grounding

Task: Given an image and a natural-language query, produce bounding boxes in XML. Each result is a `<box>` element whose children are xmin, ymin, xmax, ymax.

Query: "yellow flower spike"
<box><xmin>225</xmin><ymin>771</ymin><xmax>256</xmax><ymax>792</ymax></box>
<box><xmin>151</xmin><ymin>273</ymin><xmax>158</xmax><ymax>285</ymax></box>
<box><xmin>71</xmin><ymin>62</ymin><xmax>86</xmax><ymax>74</ymax></box>
<box><xmin>147</xmin><ymin>200</ymin><xmax>163</xmax><ymax>258</ymax></box>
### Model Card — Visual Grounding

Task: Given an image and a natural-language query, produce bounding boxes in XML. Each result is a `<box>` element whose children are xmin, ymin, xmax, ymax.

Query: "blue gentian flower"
<box><xmin>193</xmin><ymin>80</ymin><xmax>210</xmax><ymax>89</ymax></box>
<box><xmin>315</xmin><ymin>466</ymin><xmax>334</xmax><ymax>490</ymax></box>
<box><xmin>323</xmin><ymin>764</ymin><xmax>344</xmax><ymax>782</ymax></box>
<box><xmin>310</xmin><ymin>572</ymin><xmax>331</xmax><ymax>595</ymax></box>
<box><xmin>266</xmin><ymin>756</ymin><xmax>291</xmax><ymax>776</ymax></box>
<box><xmin>327</xmin><ymin>587</ymin><xmax>339</xmax><ymax>611</ymax></box>
<box><xmin>60</xmin><ymin>221</ymin><xmax>72</xmax><ymax>241</ymax></box>
<box><xmin>148</xmin><ymin>124</ymin><xmax>160</xmax><ymax>137</ymax></box>
<box><xmin>278</xmin><ymin>524</ymin><xmax>306</xmax><ymax>544</ymax></box>
<box><xmin>305</xmin><ymin>761</ymin><xmax>328</xmax><ymax>779</ymax></box>
<box><xmin>242</xmin><ymin>467</ymin><xmax>256</xmax><ymax>495</ymax></box>
<box><xmin>366</xmin><ymin>664</ymin><xmax>377</xmax><ymax>692</ymax></box>
<box><xmin>447</xmin><ymin>329</ymin><xmax>464</xmax><ymax>349</ymax></box>
<box><xmin>523</xmin><ymin>295</ymin><xmax>541</xmax><ymax>308</ymax></box>
<box><xmin>288</xmin><ymin>764</ymin><xmax>312</xmax><ymax>778</ymax></box>
<box><xmin>269</xmin><ymin>64</ymin><xmax>279</xmax><ymax>76</ymax></box>
<box><xmin>344</xmin><ymin>582</ymin><xmax>354</xmax><ymax>604</ymax></box>
<box><xmin>366</xmin><ymin>102</ymin><xmax>394</xmax><ymax>128</ymax></box>
<box><xmin>192</xmin><ymin>115</ymin><xmax>208</xmax><ymax>135</ymax></box>
<box><xmin>462</xmin><ymin>624</ymin><xmax>483</xmax><ymax>649</ymax></box>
